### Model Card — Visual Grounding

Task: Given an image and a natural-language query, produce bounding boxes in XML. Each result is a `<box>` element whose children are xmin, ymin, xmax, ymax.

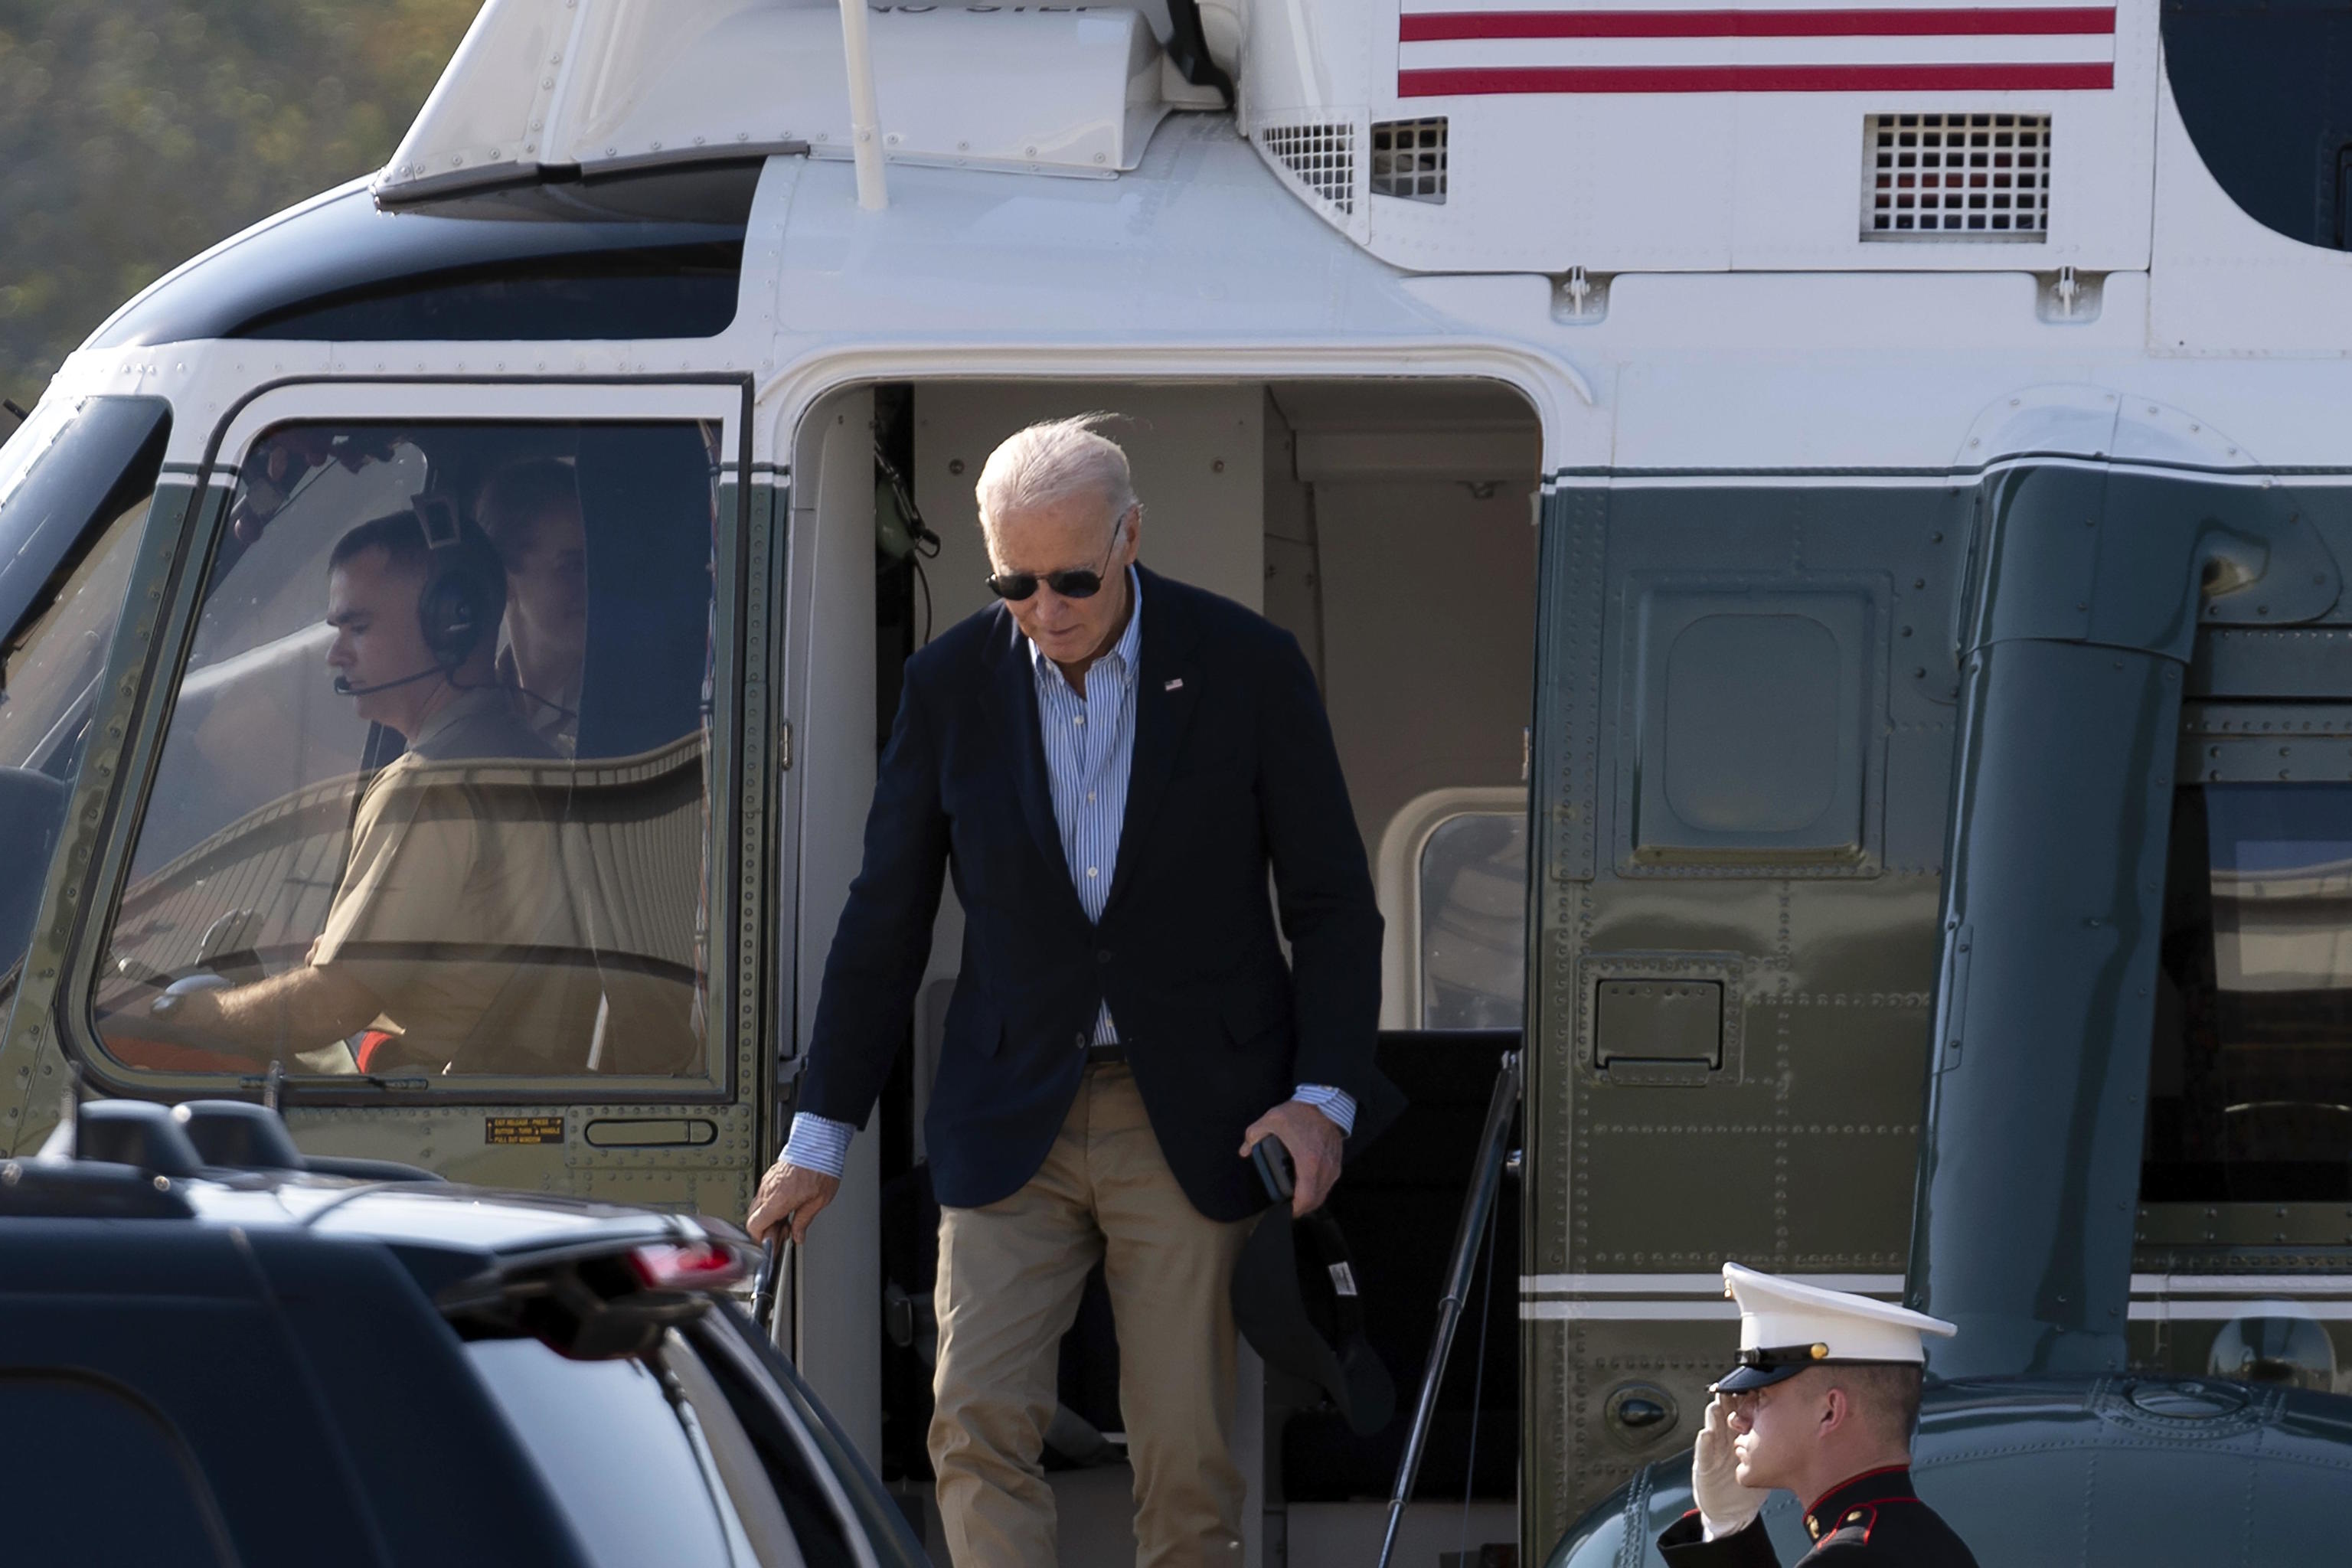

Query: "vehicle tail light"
<box><xmin>627</xmin><ymin>1241</ymin><xmax>745</xmax><ymax>1292</ymax></box>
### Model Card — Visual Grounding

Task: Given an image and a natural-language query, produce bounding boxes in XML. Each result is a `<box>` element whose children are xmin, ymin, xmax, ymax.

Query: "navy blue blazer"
<box><xmin>798</xmin><ymin>565</ymin><xmax>1398</xmax><ymax>1220</ymax></box>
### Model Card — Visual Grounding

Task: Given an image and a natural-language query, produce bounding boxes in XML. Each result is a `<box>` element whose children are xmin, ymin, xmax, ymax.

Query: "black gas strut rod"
<box><xmin>1165</xmin><ymin>1</ymin><xmax>1236</xmax><ymax>107</ymax></box>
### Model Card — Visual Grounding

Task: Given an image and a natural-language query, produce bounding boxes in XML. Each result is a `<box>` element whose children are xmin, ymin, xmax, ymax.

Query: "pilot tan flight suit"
<box><xmin>309</xmin><ymin>687</ymin><xmax>605</xmax><ymax>1073</ymax></box>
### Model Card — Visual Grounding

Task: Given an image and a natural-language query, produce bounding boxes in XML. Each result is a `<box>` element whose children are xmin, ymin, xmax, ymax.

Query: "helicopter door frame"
<box><xmin>762</xmin><ymin>352</ymin><xmax>1576</xmax><ymax>1498</ymax></box>
<box><xmin>766</xmin><ymin>382</ymin><xmax>884</xmax><ymax>1450</ymax></box>
<box><xmin>41</xmin><ymin>374</ymin><xmax>779</xmax><ymax>1209</ymax></box>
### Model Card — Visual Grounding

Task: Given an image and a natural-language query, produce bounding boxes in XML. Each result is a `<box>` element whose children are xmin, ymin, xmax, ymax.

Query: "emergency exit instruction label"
<box><xmin>486</xmin><ymin>1116</ymin><xmax>564</xmax><ymax>1145</ymax></box>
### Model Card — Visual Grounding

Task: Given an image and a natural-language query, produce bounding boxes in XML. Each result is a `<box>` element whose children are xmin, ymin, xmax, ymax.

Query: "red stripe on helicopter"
<box><xmin>1397</xmin><ymin>2</ymin><xmax>2118</xmax><ymax>93</ymax></box>
<box><xmin>1399</xmin><ymin>62</ymin><xmax>2114</xmax><ymax>95</ymax></box>
<box><xmin>1400</xmin><ymin>8</ymin><xmax>2117</xmax><ymax>42</ymax></box>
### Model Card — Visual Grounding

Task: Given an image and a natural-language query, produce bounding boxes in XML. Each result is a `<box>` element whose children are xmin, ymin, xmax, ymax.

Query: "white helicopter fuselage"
<box><xmin>10</xmin><ymin>3</ymin><xmax>2352</xmax><ymax>1563</ymax></box>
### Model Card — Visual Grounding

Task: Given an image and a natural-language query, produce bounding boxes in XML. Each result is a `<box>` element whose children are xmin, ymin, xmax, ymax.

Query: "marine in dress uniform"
<box><xmin>1655</xmin><ymin>1264</ymin><xmax>1980</xmax><ymax>1567</ymax></box>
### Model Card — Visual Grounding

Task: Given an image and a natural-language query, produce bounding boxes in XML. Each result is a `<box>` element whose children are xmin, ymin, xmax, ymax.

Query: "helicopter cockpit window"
<box><xmin>92</xmin><ymin>420</ymin><xmax>720</xmax><ymax>1084</ymax></box>
<box><xmin>0</xmin><ymin>395</ymin><xmax>171</xmax><ymax>992</ymax></box>
<box><xmin>2146</xmin><ymin>783</ymin><xmax>2352</xmax><ymax>1203</ymax></box>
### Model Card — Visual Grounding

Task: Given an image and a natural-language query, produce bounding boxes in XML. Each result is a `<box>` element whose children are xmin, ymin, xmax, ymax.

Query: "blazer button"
<box><xmin>1096</xmin><ymin>949</ymin><xmax>1112</xmax><ymax>964</ymax></box>
<box><xmin>1073</xmin><ymin>1032</ymin><xmax>1087</xmax><ymax>1048</ymax></box>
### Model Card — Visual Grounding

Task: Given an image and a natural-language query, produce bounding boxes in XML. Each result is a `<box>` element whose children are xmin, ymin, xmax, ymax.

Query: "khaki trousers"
<box><xmin>930</xmin><ymin>1063</ymin><xmax>1251</xmax><ymax>1568</ymax></box>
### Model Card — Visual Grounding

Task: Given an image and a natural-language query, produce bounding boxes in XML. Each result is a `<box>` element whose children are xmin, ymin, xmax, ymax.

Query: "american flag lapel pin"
<box><xmin>1164</xmin><ymin>677</ymin><xmax>1184</xmax><ymax>692</ymax></box>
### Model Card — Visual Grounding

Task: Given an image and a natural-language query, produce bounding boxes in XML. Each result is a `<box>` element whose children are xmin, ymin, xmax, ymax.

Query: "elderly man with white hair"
<box><xmin>750</xmin><ymin>413</ymin><xmax>1395</xmax><ymax>1566</ymax></box>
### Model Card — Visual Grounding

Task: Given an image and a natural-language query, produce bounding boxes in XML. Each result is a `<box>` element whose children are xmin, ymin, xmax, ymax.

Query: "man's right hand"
<box><xmin>747</xmin><ymin>1158</ymin><xmax>841</xmax><ymax>1246</ymax></box>
<box><xmin>1691</xmin><ymin>1393</ymin><xmax>1766</xmax><ymax>1541</ymax></box>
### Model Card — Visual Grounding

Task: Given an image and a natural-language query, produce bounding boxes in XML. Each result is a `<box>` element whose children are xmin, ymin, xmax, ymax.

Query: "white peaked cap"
<box><xmin>1715</xmin><ymin>1263</ymin><xmax>1958</xmax><ymax>1387</ymax></box>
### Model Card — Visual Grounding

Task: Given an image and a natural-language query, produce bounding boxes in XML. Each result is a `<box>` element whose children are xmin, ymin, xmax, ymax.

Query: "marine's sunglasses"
<box><xmin>985</xmin><ymin>512</ymin><xmax>1127</xmax><ymax>602</ymax></box>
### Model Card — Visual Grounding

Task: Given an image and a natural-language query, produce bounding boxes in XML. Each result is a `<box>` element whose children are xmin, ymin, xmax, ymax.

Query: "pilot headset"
<box><xmin>409</xmin><ymin>493</ymin><xmax>504</xmax><ymax>671</ymax></box>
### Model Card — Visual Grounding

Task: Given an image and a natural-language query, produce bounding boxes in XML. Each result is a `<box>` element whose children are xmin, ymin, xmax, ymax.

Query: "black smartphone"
<box><xmin>1250</xmin><ymin>1135</ymin><xmax>1295</xmax><ymax>1204</ymax></box>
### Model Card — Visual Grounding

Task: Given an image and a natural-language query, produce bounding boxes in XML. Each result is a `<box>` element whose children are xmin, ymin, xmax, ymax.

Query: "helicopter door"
<box><xmin>1519</xmin><ymin>478</ymin><xmax>1969</xmax><ymax>1547</ymax></box>
<box><xmin>54</xmin><ymin>379</ymin><xmax>771</xmax><ymax>1217</ymax></box>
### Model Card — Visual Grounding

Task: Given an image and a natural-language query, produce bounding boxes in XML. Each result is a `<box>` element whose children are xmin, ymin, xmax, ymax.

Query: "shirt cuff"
<box><xmin>781</xmin><ymin>1112</ymin><xmax>854</xmax><ymax>1178</ymax></box>
<box><xmin>1292</xmin><ymin>1085</ymin><xmax>1357</xmax><ymax>1137</ymax></box>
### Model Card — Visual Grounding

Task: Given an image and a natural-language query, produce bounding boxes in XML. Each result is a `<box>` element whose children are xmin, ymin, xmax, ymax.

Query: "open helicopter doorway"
<box><xmin>788</xmin><ymin>376</ymin><xmax>1540</xmax><ymax>1566</ymax></box>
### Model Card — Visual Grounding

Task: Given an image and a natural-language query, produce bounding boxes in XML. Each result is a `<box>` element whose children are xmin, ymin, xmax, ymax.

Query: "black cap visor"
<box><xmin>1713</xmin><ymin>1348</ymin><xmax>1926</xmax><ymax>1393</ymax></box>
<box><xmin>1711</xmin><ymin>1341</ymin><xmax>1832</xmax><ymax>1393</ymax></box>
<box><xmin>1712</xmin><ymin>1361</ymin><xmax>1810</xmax><ymax>1393</ymax></box>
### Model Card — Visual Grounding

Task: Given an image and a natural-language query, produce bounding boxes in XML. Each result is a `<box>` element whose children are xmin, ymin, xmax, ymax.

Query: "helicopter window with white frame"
<box><xmin>92</xmin><ymin>417</ymin><xmax>723</xmax><ymax>1083</ymax></box>
<box><xmin>1419</xmin><ymin>809</ymin><xmax>1527</xmax><ymax>1031</ymax></box>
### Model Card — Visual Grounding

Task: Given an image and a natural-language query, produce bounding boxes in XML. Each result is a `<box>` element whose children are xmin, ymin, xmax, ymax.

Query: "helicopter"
<box><xmin>2</xmin><ymin>1</ymin><xmax>2350</xmax><ymax>1563</ymax></box>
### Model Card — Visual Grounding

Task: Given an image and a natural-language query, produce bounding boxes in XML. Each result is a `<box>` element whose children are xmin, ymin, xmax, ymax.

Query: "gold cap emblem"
<box><xmin>1810</xmin><ymin>1342</ymin><xmax>1830</xmax><ymax>1359</ymax></box>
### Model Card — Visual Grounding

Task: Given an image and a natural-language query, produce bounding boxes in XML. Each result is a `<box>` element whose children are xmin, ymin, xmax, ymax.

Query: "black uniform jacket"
<box><xmin>1657</xmin><ymin>1466</ymin><xmax>1979</xmax><ymax>1566</ymax></box>
<box><xmin>797</xmin><ymin>565</ymin><xmax>1400</xmax><ymax>1220</ymax></box>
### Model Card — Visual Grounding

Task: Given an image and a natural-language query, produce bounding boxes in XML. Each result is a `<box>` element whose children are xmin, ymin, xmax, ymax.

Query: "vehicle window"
<box><xmin>2146</xmin><ymin>784</ymin><xmax>2352</xmax><ymax>1202</ymax></box>
<box><xmin>92</xmin><ymin>419</ymin><xmax>719</xmax><ymax>1083</ymax></box>
<box><xmin>0</xmin><ymin>1373</ymin><xmax>234</xmax><ymax>1566</ymax></box>
<box><xmin>466</xmin><ymin>1332</ymin><xmax>807</xmax><ymax>1568</ymax></box>
<box><xmin>0</xmin><ymin>396</ymin><xmax>170</xmax><ymax>989</ymax></box>
<box><xmin>1420</xmin><ymin>810</ymin><xmax>1527</xmax><ymax>1029</ymax></box>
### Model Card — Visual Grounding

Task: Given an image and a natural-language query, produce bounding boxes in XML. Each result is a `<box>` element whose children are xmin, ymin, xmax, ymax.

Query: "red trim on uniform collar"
<box><xmin>1805</xmin><ymin>1463</ymin><xmax>1913</xmax><ymax>1522</ymax></box>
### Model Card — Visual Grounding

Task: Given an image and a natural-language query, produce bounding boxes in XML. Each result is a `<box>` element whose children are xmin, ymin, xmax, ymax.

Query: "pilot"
<box><xmin>136</xmin><ymin>507</ymin><xmax>603</xmax><ymax>1074</ymax></box>
<box><xmin>1658</xmin><ymin>1263</ymin><xmax>1979</xmax><ymax>1567</ymax></box>
<box><xmin>475</xmin><ymin>458</ymin><xmax>586</xmax><ymax>757</ymax></box>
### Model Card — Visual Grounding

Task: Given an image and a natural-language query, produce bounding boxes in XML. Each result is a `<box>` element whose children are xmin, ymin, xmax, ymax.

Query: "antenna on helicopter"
<box><xmin>838</xmin><ymin>0</ymin><xmax>888</xmax><ymax>210</ymax></box>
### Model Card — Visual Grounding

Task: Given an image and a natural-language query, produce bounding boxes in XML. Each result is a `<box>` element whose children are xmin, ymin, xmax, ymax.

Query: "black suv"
<box><xmin>0</xmin><ymin>1099</ymin><xmax>928</xmax><ymax>1568</ymax></box>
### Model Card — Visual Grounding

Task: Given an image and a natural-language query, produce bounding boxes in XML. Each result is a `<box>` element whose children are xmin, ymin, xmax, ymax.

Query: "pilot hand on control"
<box><xmin>747</xmin><ymin>1158</ymin><xmax>842</xmax><ymax>1246</ymax></box>
<box><xmin>131</xmin><ymin>964</ymin><xmax>382</xmax><ymax>1062</ymax></box>
<box><xmin>1692</xmin><ymin>1391</ymin><xmax>1768</xmax><ymax>1541</ymax></box>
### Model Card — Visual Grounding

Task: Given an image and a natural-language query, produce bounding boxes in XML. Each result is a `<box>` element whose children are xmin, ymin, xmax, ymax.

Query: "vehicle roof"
<box><xmin>2</xmin><ymin>1153</ymin><xmax>720</xmax><ymax>1266</ymax></box>
<box><xmin>178</xmin><ymin>1168</ymin><xmax>705</xmax><ymax>1256</ymax></box>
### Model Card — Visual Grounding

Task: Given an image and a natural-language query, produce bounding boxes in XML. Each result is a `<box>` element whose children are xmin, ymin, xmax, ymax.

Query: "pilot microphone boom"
<box><xmin>332</xmin><ymin>667</ymin><xmax>445</xmax><ymax>698</ymax></box>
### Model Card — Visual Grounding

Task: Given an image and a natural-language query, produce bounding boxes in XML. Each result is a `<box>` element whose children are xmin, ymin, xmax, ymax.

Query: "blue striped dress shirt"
<box><xmin>783</xmin><ymin>568</ymin><xmax>1354</xmax><ymax>1174</ymax></box>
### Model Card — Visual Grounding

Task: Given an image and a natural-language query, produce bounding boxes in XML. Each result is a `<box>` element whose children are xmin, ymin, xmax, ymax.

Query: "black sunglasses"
<box><xmin>985</xmin><ymin>514</ymin><xmax>1127</xmax><ymax>603</ymax></box>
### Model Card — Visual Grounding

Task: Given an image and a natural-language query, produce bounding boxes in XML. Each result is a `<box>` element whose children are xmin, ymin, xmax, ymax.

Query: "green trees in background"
<box><xmin>0</xmin><ymin>1</ymin><xmax>478</xmax><ymax>404</ymax></box>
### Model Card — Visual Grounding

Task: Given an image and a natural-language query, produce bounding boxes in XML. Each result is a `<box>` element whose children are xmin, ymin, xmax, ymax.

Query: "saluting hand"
<box><xmin>1240</xmin><ymin>1099</ymin><xmax>1344</xmax><ymax>1218</ymax></box>
<box><xmin>1691</xmin><ymin>1393</ymin><xmax>1766</xmax><ymax>1541</ymax></box>
<box><xmin>747</xmin><ymin>1158</ymin><xmax>841</xmax><ymax>1246</ymax></box>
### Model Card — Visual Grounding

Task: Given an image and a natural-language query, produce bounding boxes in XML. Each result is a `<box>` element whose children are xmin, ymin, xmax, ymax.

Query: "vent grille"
<box><xmin>1863</xmin><ymin>113</ymin><xmax>2050</xmax><ymax>240</ymax></box>
<box><xmin>1262</xmin><ymin>121</ymin><xmax>1355</xmax><ymax>217</ymax></box>
<box><xmin>1370</xmin><ymin>117</ymin><xmax>1447</xmax><ymax>204</ymax></box>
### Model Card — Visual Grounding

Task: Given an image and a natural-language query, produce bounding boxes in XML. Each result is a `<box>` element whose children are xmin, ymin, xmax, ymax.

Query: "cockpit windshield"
<box><xmin>91</xmin><ymin>418</ymin><xmax>723</xmax><ymax>1086</ymax></box>
<box><xmin>0</xmin><ymin>395</ymin><xmax>172</xmax><ymax>996</ymax></box>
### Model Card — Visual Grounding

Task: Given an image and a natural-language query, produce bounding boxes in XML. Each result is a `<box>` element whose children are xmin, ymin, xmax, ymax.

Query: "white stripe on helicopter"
<box><xmin>1519</xmin><ymin>1272</ymin><xmax>2352</xmax><ymax>1319</ymax></box>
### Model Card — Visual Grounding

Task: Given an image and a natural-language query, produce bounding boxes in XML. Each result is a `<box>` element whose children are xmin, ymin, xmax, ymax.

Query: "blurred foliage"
<box><xmin>0</xmin><ymin>0</ymin><xmax>479</xmax><ymax>403</ymax></box>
